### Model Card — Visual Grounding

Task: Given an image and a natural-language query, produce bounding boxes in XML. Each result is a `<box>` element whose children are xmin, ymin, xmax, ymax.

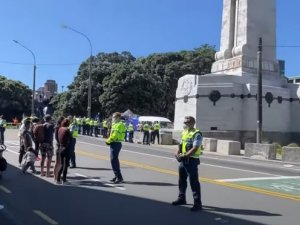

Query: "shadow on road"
<box><xmin>125</xmin><ymin>181</ymin><xmax>177</xmax><ymax>186</ymax></box>
<box><xmin>74</xmin><ymin>166</ymin><xmax>112</xmax><ymax>171</ymax></box>
<box><xmin>204</xmin><ymin>206</ymin><xmax>282</xmax><ymax>216</ymax></box>
<box><xmin>0</xmin><ymin>164</ymin><xmax>278</xmax><ymax>225</ymax></box>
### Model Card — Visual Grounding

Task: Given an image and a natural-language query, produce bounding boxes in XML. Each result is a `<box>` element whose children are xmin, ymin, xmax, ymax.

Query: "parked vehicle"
<box><xmin>138</xmin><ymin>116</ymin><xmax>173</xmax><ymax>129</ymax></box>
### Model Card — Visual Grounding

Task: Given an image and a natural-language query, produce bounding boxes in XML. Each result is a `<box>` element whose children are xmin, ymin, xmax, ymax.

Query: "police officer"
<box><xmin>127</xmin><ymin>123</ymin><xmax>134</xmax><ymax>143</ymax></box>
<box><xmin>68</xmin><ymin>116</ymin><xmax>79</xmax><ymax>168</ymax></box>
<box><xmin>102</xmin><ymin>119</ymin><xmax>108</xmax><ymax>138</ymax></box>
<box><xmin>172</xmin><ymin>116</ymin><xmax>203</xmax><ymax>211</ymax></box>
<box><xmin>142</xmin><ymin>123</ymin><xmax>150</xmax><ymax>145</ymax></box>
<box><xmin>152</xmin><ymin>121</ymin><xmax>160</xmax><ymax>144</ymax></box>
<box><xmin>105</xmin><ymin>112</ymin><xmax>126</xmax><ymax>184</ymax></box>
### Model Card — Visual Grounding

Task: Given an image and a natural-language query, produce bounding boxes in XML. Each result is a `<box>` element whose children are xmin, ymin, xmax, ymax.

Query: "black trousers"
<box><xmin>178</xmin><ymin>158</ymin><xmax>202</xmax><ymax>204</ymax></box>
<box><xmin>57</xmin><ymin>148</ymin><xmax>70</xmax><ymax>182</ymax></box>
<box><xmin>143</xmin><ymin>131</ymin><xmax>149</xmax><ymax>144</ymax></box>
<box><xmin>152</xmin><ymin>130</ymin><xmax>159</xmax><ymax>144</ymax></box>
<box><xmin>0</xmin><ymin>127</ymin><xmax>5</xmax><ymax>145</ymax></box>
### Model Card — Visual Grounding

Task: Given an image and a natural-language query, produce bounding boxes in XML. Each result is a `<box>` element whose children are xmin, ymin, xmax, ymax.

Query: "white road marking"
<box><xmin>74</xmin><ymin>173</ymin><xmax>125</xmax><ymax>190</ymax></box>
<box><xmin>283</xmin><ymin>164</ymin><xmax>294</xmax><ymax>168</ymax></box>
<box><xmin>217</xmin><ymin>176</ymin><xmax>300</xmax><ymax>182</ymax></box>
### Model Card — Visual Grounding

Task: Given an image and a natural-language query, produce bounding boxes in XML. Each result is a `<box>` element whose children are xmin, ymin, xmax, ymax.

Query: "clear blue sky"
<box><xmin>0</xmin><ymin>0</ymin><xmax>299</xmax><ymax>92</ymax></box>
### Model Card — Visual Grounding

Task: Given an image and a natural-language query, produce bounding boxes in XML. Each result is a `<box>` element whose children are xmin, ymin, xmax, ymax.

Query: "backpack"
<box><xmin>33</xmin><ymin>124</ymin><xmax>45</xmax><ymax>143</ymax></box>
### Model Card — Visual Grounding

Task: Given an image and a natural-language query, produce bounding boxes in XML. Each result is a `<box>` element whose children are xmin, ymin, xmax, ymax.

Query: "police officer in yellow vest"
<box><xmin>127</xmin><ymin>123</ymin><xmax>134</xmax><ymax>143</ymax></box>
<box><xmin>106</xmin><ymin>112</ymin><xmax>126</xmax><ymax>183</ymax></box>
<box><xmin>152</xmin><ymin>121</ymin><xmax>160</xmax><ymax>144</ymax></box>
<box><xmin>0</xmin><ymin>115</ymin><xmax>7</xmax><ymax>145</ymax></box>
<box><xmin>102</xmin><ymin>119</ymin><xmax>108</xmax><ymax>138</ymax></box>
<box><xmin>142</xmin><ymin>123</ymin><xmax>150</xmax><ymax>145</ymax></box>
<box><xmin>68</xmin><ymin>116</ymin><xmax>79</xmax><ymax>168</ymax></box>
<box><xmin>172</xmin><ymin>116</ymin><xmax>203</xmax><ymax>211</ymax></box>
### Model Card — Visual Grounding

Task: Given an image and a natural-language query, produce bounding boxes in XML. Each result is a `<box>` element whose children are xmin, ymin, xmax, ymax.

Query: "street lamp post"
<box><xmin>13</xmin><ymin>40</ymin><xmax>36</xmax><ymax>116</ymax></box>
<box><xmin>257</xmin><ymin>37</ymin><xmax>263</xmax><ymax>143</ymax></box>
<box><xmin>62</xmin><ymin>25</ymin><xmax>93</xmax><ymax>118</ymax></box>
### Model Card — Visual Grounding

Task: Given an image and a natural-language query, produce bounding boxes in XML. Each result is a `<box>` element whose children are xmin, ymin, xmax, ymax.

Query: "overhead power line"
<box><xmin>0</xmin><ymin>60</ymin><xmax>80</xmax><ymax>66</ymax></box>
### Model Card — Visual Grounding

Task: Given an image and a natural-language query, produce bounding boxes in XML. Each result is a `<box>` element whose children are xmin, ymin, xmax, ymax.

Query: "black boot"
<box><xmin>190</xmin><ymin>202</ymin><xmax>202</xmax><ymax>211</ymax></box>
<box><xmin>171</xmin><ymin>198</ymin><xmax>186</xmax><ymax>205</ymax></box>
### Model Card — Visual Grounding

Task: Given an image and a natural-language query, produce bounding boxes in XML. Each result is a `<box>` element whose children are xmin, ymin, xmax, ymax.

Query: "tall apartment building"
<box><xmin>35</xmin><ymin>80</ymin><xmax>58</xmax><ymax>101</ymax></box>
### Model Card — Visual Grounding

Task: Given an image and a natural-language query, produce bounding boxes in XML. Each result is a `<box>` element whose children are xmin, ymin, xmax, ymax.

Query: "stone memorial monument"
<box><xmin>174</xmin><ymin>0</ymin><xmax>300</xmax><ymax>144</ymax></box>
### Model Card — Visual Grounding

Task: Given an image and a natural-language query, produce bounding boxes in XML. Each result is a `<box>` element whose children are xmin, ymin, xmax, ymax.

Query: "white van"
<box><xmin>138</xmin><ymin>116</ymin><xmax>173</xmax><ymax>129</ymax></box>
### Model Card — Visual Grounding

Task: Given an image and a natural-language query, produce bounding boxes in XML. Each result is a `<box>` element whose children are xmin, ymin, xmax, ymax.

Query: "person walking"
<box><xmin>0</xmin><ymin>115</ymin><xmax>7</xmax><ymax>145</ymax></box>
<box><xmin>172</xmin><ymin>116</ymin><xmax>203</xmax><ymax>212</ymax></box>
<box><xmin>105</xmin><ymin>112</ymin><xmax>126</xmax><ymax>184</ymax></box>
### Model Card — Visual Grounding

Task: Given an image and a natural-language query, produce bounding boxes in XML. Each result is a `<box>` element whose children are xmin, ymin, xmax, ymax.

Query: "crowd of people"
<box><xmin>4</xmin><ymin>112</ymin><xmax>203</xmax><ymax>211</ymax></box>
<box><xmin>18</xmin><ymin>114</ymin><xmax>78</xmax><ymax>184</ymax></box>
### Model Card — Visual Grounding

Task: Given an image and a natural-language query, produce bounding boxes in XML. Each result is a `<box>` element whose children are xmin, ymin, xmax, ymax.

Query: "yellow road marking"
<box><xmin>33</xmin><ymin>210</ymin><xmax>58</xmax><ymax>225</ymax></box>
<box><xmin>0</xmin><ymin>185</ymin><xmax>12</xmax><ymax>194</ymax></box>
<box><xmin>78</xmin><ymin>150</ymin><xmax>300</xmax><ymax>202</ymax></box>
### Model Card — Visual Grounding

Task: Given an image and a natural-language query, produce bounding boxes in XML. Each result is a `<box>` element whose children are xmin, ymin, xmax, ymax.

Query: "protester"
<box><xmin>19</xmin><ymin>120</ymin><xmax>32</xmax><ymax>166</ymax></box>
<box><xmin>53</xmin><ymin>116</ymin><xmax>65</xmax><ymax>182</ymax></box>
<box><xmin>40</xmin><ymin>115</ymin><xmax>54</xmax><ymax>177</ymax></box>
<box><xmin>57</xmin><ymin>118</ymin><xmax>72</xmax><ymax>184</ymax></box>
<box><xmin>21</xmin><ymin>147</ymin><xmax>36</xmax><ymax>174</ymax></box>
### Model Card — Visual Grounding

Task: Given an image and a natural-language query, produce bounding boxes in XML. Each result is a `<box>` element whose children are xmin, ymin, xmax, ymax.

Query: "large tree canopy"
<box><xmin>0</xmin><ymin>75</ymin><xmax>31</xmax><ymax>120</ymax></box>
<box><xmin>51</xmin><ymin>45</ymin><xmax>216</xmax><ymax>120</ymax></box>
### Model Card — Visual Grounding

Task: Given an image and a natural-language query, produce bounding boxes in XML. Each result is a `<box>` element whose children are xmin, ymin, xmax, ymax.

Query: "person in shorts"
<box><xmin>40</xmin><ymin>115</ymin><xmax>54</xmax><ymax>177</ymax></box>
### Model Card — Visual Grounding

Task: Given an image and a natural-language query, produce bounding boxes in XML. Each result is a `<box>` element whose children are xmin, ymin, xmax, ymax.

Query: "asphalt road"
<box><xmin>0</xmin><ymin>129</ymin><xmax>300</xmax><ymax>225</ymax></box>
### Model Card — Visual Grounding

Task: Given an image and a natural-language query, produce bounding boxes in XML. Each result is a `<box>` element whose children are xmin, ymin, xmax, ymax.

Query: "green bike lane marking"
<box><xmin>218</xmin><ymin>177</ymin><xmax>300</xmax><ymax>196</ymax></box>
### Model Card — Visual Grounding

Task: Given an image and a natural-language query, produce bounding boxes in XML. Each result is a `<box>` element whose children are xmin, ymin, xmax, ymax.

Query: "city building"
<box><xmin>35</xmin><ymin>80</ymin><xmax>58</xmax><ymax>102</ymax></box>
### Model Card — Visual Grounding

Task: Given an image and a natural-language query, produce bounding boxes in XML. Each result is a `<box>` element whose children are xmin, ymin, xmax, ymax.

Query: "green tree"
<box><xmin>0</xmin><ymin>75</ymin><xmax>31</xmax><ymax>120</ymax></box>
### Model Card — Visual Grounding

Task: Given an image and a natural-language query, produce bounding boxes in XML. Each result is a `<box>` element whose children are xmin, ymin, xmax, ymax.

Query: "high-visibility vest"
<box><xmin>69</xmin><ymin>123</ymin><xmax>79</xmax><ymax>138</ymax></box>
<box><xmin>154</xmin><ymin>123</ymin><xmax>160</xmax><ymax>131</ymax></box>
<box><xmin>106</xmin><ymin>121</ymin><xmax>126</xmax><ymax>144</ymax></box>
<box><xmin>181</xmin><ymin>128</ymin><xmax>202</xmax><ymax>158</ymax></box>
<box><xmin>143</xmin><ymin>124</ymin><xmax>150</xmax><ymax>131</ymax></box>
<box><xmin>103</xmin><ymin>120</ymin><xmax>108</xmax><ymax>128</ymax></box>
<box><xmin>128</xmin><ymin>124</ymin><xmax>134</xmax><ymax>131</ymax></box>
<box><xmin>93</xmin><ymin>120</ymin><xmax>98</xmax><ymax>127</ymax></box>
<box><xmin>0</xmin><ymin>119</ymin><xmax>7</xmax><ymax>128</ymax></box>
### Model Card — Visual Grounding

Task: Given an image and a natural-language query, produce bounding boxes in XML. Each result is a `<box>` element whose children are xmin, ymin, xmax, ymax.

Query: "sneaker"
<box><xmin>35</xmin><ymin>156</ymin><xmax>41</xmax><ymax>161</ymax></box>
<box><xmin>190</xmin><ymin>203</ymin><xmax>202</xmax><ymax>212</ymax></box>
<box><xmin>56</xmin><ymin>180</ymin><xmax>62</xmax><ymax>185</ymax></box>
<box><xmin>69</xmin><ymin>165</ymin><xmax>76</xmax><ymax>169</ymax></box>
<box><xmin>171</xmin><ymin>199</ymin><xmax>187</xmax><ymax>205</ymax></box>
<box><xmin>62</xmin><ymin>180</ymin><xmax>71</xmax><ymax>185</ymax></box>
<box><xmin>110</xmin><ymin>177</ymin><xmax>117</xmax><ymax>182</ymax></box>
<box><xmin>113</xmin><ymin>178</ymin><xmax>124</xmax><ymax>184</ymax></box>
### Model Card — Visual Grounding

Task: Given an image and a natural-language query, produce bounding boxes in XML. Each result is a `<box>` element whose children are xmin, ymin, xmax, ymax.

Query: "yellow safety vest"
<box><xmin>143</xmin><ymin>124</ymin><xmax>150</xmax><ymax>131</ymax></box>
<box><xmin>181</xmin><ymin>128</ymin><xmax>202</xmax><ymax>158</ymax></box>
<box><xmin>106</xmin><ymin>121</ymin><xmax>126</xmax><ymax>144</ymax></box>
